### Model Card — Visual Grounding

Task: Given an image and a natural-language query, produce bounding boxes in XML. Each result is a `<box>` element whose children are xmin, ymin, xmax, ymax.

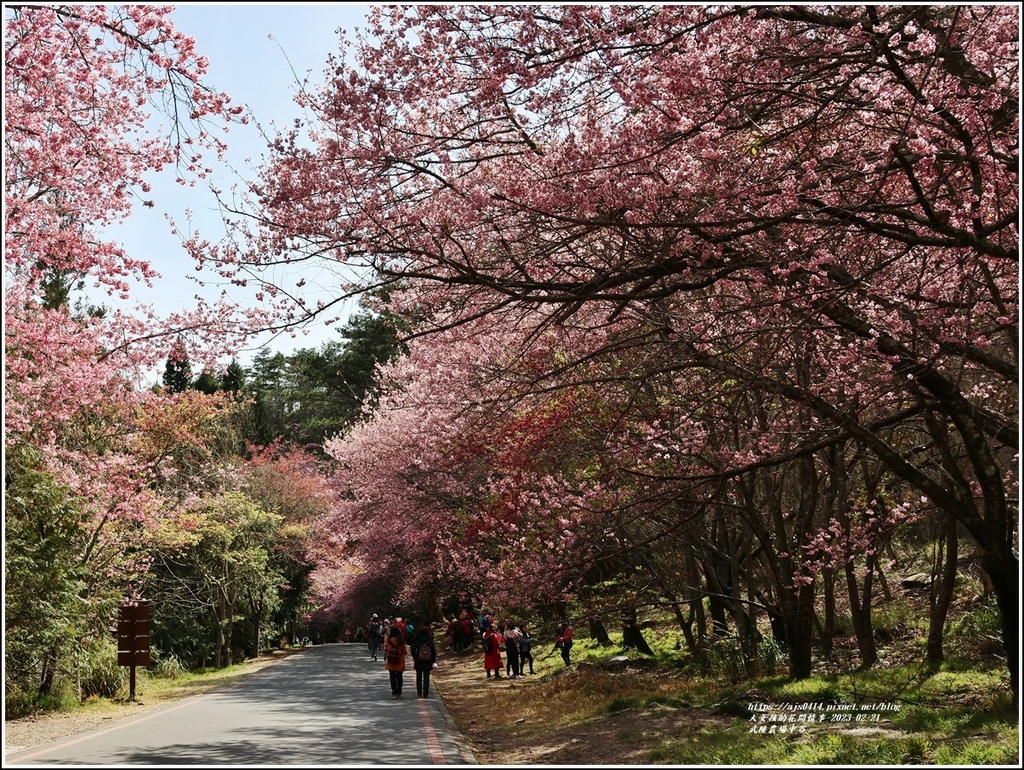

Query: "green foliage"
<box><xmin>144</xmin><ymin>493</ymin><xmax>284</xmax><ymax>668</ymax></box>
<box><xmin>758</xmin><ymin>674</ymin><xmax>850</xmax><ymax>705</ymax></box>
<box><xmin>74</xmin><ymin>637</ymin><xmax>125</xmax><ymax>700</ymax></box>
<box><xmin>930</xmin><ymin>730</ymin><xmax>1019</xmax><ymax>764</ymax></box>
<box><xmin>151</xmin><ymin>652</ymin><xmax>187</xmax><ymax>680</ymax></box>
<box><xmin>947</xmin><ymin>595</ymin><xmax>1003</xmax><ymax>654</ymax></box>
<box><xmin>606</xmin><ymin>696</ymin><xmax>642</xmax><ymax>713</ymax></box>
<box><xmin>4</xmin><ymin>444</ymin><xmax>93</xmax><ymax>713</ymax></box>
<box><xmin>561</xmin><ymin>625</ymin><xmax>1017</xmax><ymax>765</ymax></box>
<box><xmin>870</xmin><ymin>597</ymin><xmax>921</xmax><ymax>641</ymax></box>
<box><xmin>242</xmin><ymin>310</ymin><xmax>406</xmax><ymax>452</ymax></box>
<box><xmin>5</xmin><ymin>684</ymin><xmax>81</xmax><ymax>720</ymax></box>
<box><xmin>221</xmin><ymin>359</ymin><xmax>246</xmax><ymax>393</ymax></box>
<box><xmin>162</xmin><ymin>337</ymin><xmax>193</xmax><ymax>394</ymax></box>
<box><xmin>192</xmin><ymin>369</ymin><xmax>221</xmax><ymax>394</ymax></box>
<box><xmin>700</xmin><ymin>636</ymin><xmax>750</xmax><ymax>682</ymax></box>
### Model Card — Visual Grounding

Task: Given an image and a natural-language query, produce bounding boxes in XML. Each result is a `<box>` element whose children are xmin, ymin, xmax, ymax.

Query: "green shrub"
<box><xmin>151</xmin><ymin>652</ymin><xmax>187</xmax><ymax>680</ymax></box>
<box><xmin>75</xmin><ymin>639</ymin><xmax>125</xmax><ymax>699</ymax></box>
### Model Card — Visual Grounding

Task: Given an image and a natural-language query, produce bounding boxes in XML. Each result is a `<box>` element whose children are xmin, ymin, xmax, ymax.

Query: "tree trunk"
<box><xmin>680</xmin><ymin>601</ymin><xmax>697</xmax><ymax>655</ymax></box>
<box><xmin>926</xmin><ymin>511</ymin><xmax>958</xmax><ymax>663</ymax></box>
<box><xmin>846</xmin><ymin>554</ymin><xmax>878</xmax><ymax>669</ymax></box>
<box><xmin>588</xmin><ymin>617</ymin><xmax>612</xmax><ymax>646</ymax></box>
<box><xmin>251</xmin><ymin>598</ymin><xmax>265</xmax><ymax>659</ymax></box>
<box><xmin>708</xmin><ymin>596</ymin><xmax>729</xmax><ymax>637</ymax></box>
<box><xmin>214</xmin><ymin>603</ymin><xmax>225</xmax><ymax>669</ymax></box>
<box><xmin>693</xmin><ymin>596</ymin><xmax>707</xmax><ymax>643</ymax></box>
<box><xmin>821</xmin><ymin>567</ymin><xmax>835</xmax><ymax>657</ymax></box>
<box><xmin>38</xmin><ymin>646</ymin><xmax>59</xmax><ymax>696</ymax></box>
<box><xmin>980</xmin><ymin>545</ymin><xmax>1019</xmax><ymax>704</ymax></box>
<box><xmin>621</xmin><ymin>609</ymin><xmax>655</xmax><ymax>655</ymax></box>
<box><xmin>875</xmin><ymin>560</ymin><xmax>892</xmax><ymax>602</ymax></box>
<box><xmin>786</xmin><ymin>582</ymin><xmax>815</xmax><ymax>679</ymax></box>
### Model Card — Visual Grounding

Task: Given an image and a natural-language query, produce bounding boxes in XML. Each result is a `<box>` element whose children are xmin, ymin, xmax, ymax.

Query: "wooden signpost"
<box><xmin>117</xmin><ymin>603</ymin><xmax>151</xmax><ymax>700</ymax></box>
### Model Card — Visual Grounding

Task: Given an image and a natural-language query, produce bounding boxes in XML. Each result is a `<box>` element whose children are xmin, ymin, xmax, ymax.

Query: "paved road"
<box><xmin>6</xmin><ymin>643</ymin><xmax>475</xmax><ymax>766</ymax></box>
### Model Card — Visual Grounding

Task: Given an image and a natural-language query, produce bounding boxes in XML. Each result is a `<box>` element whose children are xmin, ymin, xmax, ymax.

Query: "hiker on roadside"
<box><xmin>503</xmin><ymin>619</ymin><xmax>523</xmax><ymax>679</ymax></box>
<box><xmin>519</xmin><ymin>623</ymin><xmax>535</xmax><ymax>675</ymax></box>
<box><xmin>367</xmin><ymin>614</ymin><xmax>384</xmax><ymax>661</ymax></box>
<box><xmin>556</xmin><ymin>621</ymin><xmax>574</xmax><ymax>667</ymax></box>
<box><xmin>482</xmin><ymin>624</ymin><xmax>504</xmax><ymax>679</ymax></box>
<box><xmin>384</xmin><ymin>625</ymin><xmax>408</xmax><ymax>698</ymax></box>
<box><xmin>447</xmin><ymin>616</ymin><xmax>461</xmax><ymax>652</ymax></box>
<box><xmin>410</xmin><ymin>622</ymin><xmax>438</xmax><ymax>698</ymax></box>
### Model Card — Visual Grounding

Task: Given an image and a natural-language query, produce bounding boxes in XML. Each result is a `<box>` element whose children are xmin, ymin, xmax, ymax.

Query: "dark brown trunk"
<box><xmin>846</xmin><ymin>555</ymin><xmax>878</xmax><ymax>669</ymax></box>
<box><xmin>588</xmin><ymin>617</ymin><xmax>612</xmax><ymax>646</ymax></box>
<box><xmin>821</xmin><ymin>567</ymin><xmax>835</xmax><ymax>657</ymax></box>
<box><xmin>926</xmin><ymin>512</ymin><xmax>958</xmax><ymax>663</ymax></box>
<box><xmin>621</xmin><ymin>608</ymin><xmax>655</xmax><ymax>655</ymax></box>
<box><xmin>680</xmin><ymin>601</ymin><xmax>698</xmax><ymax>655</ymax></box>
<box><xmin>787</xmin><ymin>582</ymin><xmax>815</xmax><ymax>679</ymax></box>
<box><xmin>981</xmin><ymin>546</ymin><xmax>1019</xmax><ymax>705</ymax></box>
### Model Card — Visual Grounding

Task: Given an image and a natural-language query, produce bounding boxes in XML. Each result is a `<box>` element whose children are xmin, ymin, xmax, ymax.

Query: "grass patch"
<box><xmin>756</xmin><ymin>674</ymin><xmax>851</xmax><ymax>704</ymax></box>
<box><xmin>647</xmin><ymin>722</ymin><xmax>791</xmax><ymax>764</ymax></box>
<box><xmin>514</xmin><ymin>644</ymin><xmax>1017</xmax><ymax>765</ymax></box>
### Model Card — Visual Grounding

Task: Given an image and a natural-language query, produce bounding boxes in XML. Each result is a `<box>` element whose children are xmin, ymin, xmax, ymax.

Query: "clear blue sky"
<box><xmin>103</xmin><ymin>3</ymin><xmax>375</xmax><ymax>373</ymax></box>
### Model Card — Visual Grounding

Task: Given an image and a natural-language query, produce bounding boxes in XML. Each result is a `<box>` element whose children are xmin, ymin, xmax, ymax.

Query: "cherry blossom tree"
<box><xmin>238</xmin><ymin>5</ymin><xmax>1017</xmax><ymax>695</ymax></box>
<box><xmin>4</xmin><ymin>5</ymin><xmax>263</xmax><ymax>699</ymax></box>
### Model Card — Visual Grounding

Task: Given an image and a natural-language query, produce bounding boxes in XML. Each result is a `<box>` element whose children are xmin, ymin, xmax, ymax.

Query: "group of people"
<box><xmin>358</xmin><ymin>610</ymin><xmax>575</xmax><ymax>697</ymax></box>
<box><xmin>364</xmin><ymin>613</ymin><xmax>438</xmax><ymax>699</ymax></box>
<box><xmin>444</xmin><ymin>613</ymin><xmax>479</xmax><ymax>653</ymax></box>
<box><xmin>480</xmin><ymin>618</ymin><xmax>574</xmax><ymax>679</ymax></box>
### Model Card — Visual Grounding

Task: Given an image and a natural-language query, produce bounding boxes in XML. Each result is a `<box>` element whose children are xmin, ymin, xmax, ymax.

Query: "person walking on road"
<box><xmin>384</xmin><ymin>625</ymin><xmax>408</xmax><ymax>698</ymax></box>
<box><xmin>410</xmin><ymin>623</ymin><xmax>438</xmax><ymax>698</ymax></box>
<box><xmin>367</xmin><ymin>614</ymin><xmax>384</xmax><ymax>661</ymax></box>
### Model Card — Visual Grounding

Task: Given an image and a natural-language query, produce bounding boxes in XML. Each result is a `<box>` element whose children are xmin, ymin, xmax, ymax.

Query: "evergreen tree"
<box><xmin>162</xmin><ymin>337</ymin><xmax>193</xmax><ymax>394</ymax></box>
<box><xmin>221</xmin><ymin>360</ymin><xmax>245</xmax><ymax>393</ymax></box>
<box><xmin>193</xmin><ymin>369</ymin><xmax>221</xmax><ymax>395</ymax></box>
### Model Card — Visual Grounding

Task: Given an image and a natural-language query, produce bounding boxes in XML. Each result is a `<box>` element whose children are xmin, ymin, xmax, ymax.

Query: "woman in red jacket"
<box><xmin>556</xmin><ymin>621</ymin><xmax>574</xmax><ymax>667</ymax></box>
<box><xmin>482</xmin><ymin>625</ymin><xmax>504</xmax><ymax>679</ymax></box>
<box><xmin>384</xmin><ymin>625</ymin><xmax>408</xmax><ymax>698</ymax></box>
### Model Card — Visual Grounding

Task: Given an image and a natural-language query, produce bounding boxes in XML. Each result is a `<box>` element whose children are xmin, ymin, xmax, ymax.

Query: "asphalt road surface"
<box><xmin>6</xmin><ymin>643</ymin><xmax>475</xmax><ymax>766</ymax></box>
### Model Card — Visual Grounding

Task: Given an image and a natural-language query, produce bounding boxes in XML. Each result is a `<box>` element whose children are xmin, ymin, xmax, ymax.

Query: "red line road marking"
<box><xmin>417</xmin><ymin>697</ymin><xmax>447</xmax><ymax>764</ymax></box>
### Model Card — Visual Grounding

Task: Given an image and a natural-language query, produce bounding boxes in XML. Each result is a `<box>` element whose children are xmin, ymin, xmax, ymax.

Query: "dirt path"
<box><xmin>430</xmin><ymin>644</ymin><xmax>714</xmax><ymax>765</ymax></box>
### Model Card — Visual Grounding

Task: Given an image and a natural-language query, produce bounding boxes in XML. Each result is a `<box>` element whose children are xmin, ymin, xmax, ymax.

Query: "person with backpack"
<box><xmin>383</xmin><ymin>625</ymin><xmax>408</xmax><ymax>698</ymax></box>
<box><xmin>367</xmin><ymin>614</ymin><xmax>384</xmax><ymax>661</ymax></box>
<box><xmin>482</xmin><ymin>625</ymin><xmax>503</xmax><ymax>679</ymax></box>
<box><xmin>446</xmin><ymin>616</ymin><xmax>460</xmax><ymax>652</ymax></box>
<box><xmin>410</xmin><ymin>623</ymin><xmax>437</xmax><ymax>698</ymax></box>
